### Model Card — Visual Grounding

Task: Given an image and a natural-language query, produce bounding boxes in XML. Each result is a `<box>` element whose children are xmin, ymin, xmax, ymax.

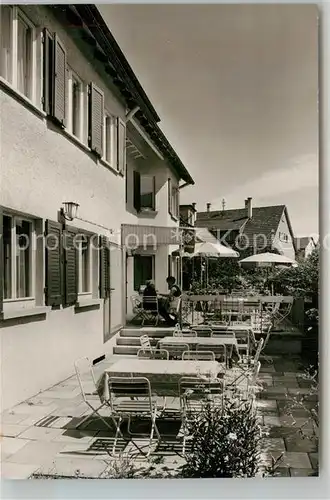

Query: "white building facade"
<box><xmin>0</xmin><ymin>4</ymin><xmax>193</xmax><ymax>410</ymax></box>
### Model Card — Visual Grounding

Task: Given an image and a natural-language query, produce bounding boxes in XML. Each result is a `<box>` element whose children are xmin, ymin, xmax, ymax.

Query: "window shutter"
<box><xmin>133</xmin><ymin>171</ymin><xmax>141</xmax><ymax>212</ymax></box>
<box><xmin>45</xmin><ymin>220</ymin><xmax>63</xmax><ymax>307</ymax></box>
<box><xmin>99</xmin><ymin>236</ymin><xmax>110</xmax><ymax>298</ymax></box>
<box><xmin>52</xmin><ymin>34</ymin><xmax>66</xmax><ymax>126</ymax></box>
<box><xmin>89</xmin><ymin>82</ymin><xmax>104</xmax><ymax>157</ymax></box>
<box><xmin>168</xmin><ymin>178</ymin><xmax>172</xmax><ymax>215</ymax></box>
<box><xmin>0</xmin><ymin>207</ymin><xmax>3</xmax><ymax>316</ymax></box>
<box><xmin>63</xmin><ymin>230</ymin><xmax>78</xmax><ymax>306</ymax></box>
<box><xmin>117</xmin><ymin>117</ymin><xmax>126</xmax><ymax>174</ymax></box>
<box><xmin>43</xmin><ymin>29</ymin><xmax>54</xmax><ymax>115</ymax></box>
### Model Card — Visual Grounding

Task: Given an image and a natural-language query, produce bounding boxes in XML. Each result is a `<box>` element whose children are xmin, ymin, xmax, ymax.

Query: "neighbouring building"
<box><xmin>0</xmin><ymin>4</ymin><xmax>193</xmax><ymax>409</ymax></box>
<box><xmin>294</xmin><ymin>236</ymin><xmax>318</xmax><ymax>261</ymax></box>
<box><xmin>196</xmin><ymin>198</ymin><xmax>296</xmax><ymax>260</ymax></box>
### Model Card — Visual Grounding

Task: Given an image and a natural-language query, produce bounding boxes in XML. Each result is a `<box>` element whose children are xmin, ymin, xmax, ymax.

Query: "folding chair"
<box><xmin>190</xmin><ymin>325</ymin><xmax>213</xmax><ymax>337</ymax></box>
<box><xmin>74</xmin><ymin>357</ymin><xmax>114</xmax><ymax>431</ymax></box>
<box><xmin>160</xmin><ymin>342</ymin><xmax>189</xmax><ymax>360</ymax></box>
<box><xmin>107</xmin><ymin>376</ymin><xmax>163</xmax><ymax>457</ymax></box>
<box><xmin>233</xmin><ymin>330</ymin><xmax>250</xmax><ymax>357</ymax></box>
<box><xmin>137</xmin><ymin>348</ymin><xmax>169</xmax><ymax>360</ymax></box>
<box><xmin>197</xmin><ymin>342</ymin><xmax>227</xmax><ymax>364</ymax></box>
<box><xmin>182</xmin><ymin>350</ymin><xmax>215</xmax><ymax>361</ymax></box>
<box><xmin>173</xmin><ymin>323</ymin><xmax>183</xmax><ymax>337</ymax></box>
<box><xmin>131</xmin><ymin>295</ymin><xmax>145</xmax><ymax>324</ymax></box>
<box><xmin>141</xmin><ymin>296</ymin><xmax>161</xmax><ymax>326</ymax></box>
<box><xmin>178</xmin><ymin>376</ymin><xmax>224</xmax><ymax>454</ymax></box>
<box><xmin>140</xmin><ymin>334</ymin><xmax>153</xmax><ymax>352</ymax></box>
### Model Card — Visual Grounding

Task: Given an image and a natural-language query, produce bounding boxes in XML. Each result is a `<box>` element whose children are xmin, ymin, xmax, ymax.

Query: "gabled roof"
<box><xmin>196</xmin><ymin>205</ymin><xmax>293</xmax><ymax>247</ymax></box>
<box><xmin>294</xmin><ymin>236</ymin><xmax>316</xmax><ymax>250</ymax></box>
<box><xmin>50</xmin><ymin>5</ymin><xmax>194</xmax><ymax>185</ymax></box>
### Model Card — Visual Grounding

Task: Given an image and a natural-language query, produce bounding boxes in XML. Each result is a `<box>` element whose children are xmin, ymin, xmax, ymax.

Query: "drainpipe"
<box><xmin>125</xmin><ymin>105</ymin><xmax>140</xmax><ymax>123</ymax></box>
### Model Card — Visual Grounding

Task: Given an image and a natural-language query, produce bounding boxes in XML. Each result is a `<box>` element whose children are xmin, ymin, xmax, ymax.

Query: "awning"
<box><xmin>121</xmin><ymin>224</ymin><xmax>182</xmax><ymax>247</ymax></box>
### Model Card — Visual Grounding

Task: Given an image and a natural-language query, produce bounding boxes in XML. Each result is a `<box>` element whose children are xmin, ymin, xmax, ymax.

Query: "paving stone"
<box><xmin>256</xmin><ymin>400</ymin><xmax>278</xmax><ymax>415</ymax></box>
<box><xmin>1</xmin><ymin>424</ymin><xmax>30</xmax><ymax>438</ymax></box>
<box><xmin>260</xmin><ymin>437</ymin><xmax>286</xmax><ymax>452</ymax></box>
<box><xmin>40</xmin><ymin>389</ymin><xmax>81</xmax><ymax>400</ymax></box>
<box><xmin>285</xmin><ymin>434</ymin><xmax>318</xmax><ymax>453</ymax></box>
<box><xmin>280</xmin><ymin>452</ymin><xmax>311</xmax><ymax>468</ymax></box>
<box><xmin>1</xmin><ymin>462</ymin><xmax>40</xmax><ymax>479</ymax></box>
<box><xmin>1</xmin><ymin>437</ymin><xmax>31</xmax><ymax>461</ymax></box>
<box><xmin>263</xmin><ymin>416</ymin><xmax>281</xmax><ymax>427</ymax></box>
<box><xmin>5</xmin><ymin>440</ymin><xmax>66</xmax><ymax>468</ymax></box>
<box><xmin>10</xmin><ymin>402</ymin><xmax>58</xmax><ymax>415</ymax></box>
<box><xmin>52</xmin><ymin>429</ymin><xmax>98</xmax><ymax>443</ymax></box>
<box><xmin>19</xmin><ymin>426</ymin><xmax>64</xmax><ymax>441</ymax></box>
<box><xmin>290</xmin><ymin>468</ymin><xmax>318</xmax><ymax>477</ymax></box>
<box><xmin>46</xmin><ymin>456</ymin><xmax>108</xmax><ymax>478</ymax></box>
<box><xmin>0</xmin><ymin>412</ymin><xmax>30</xmax><ymax>424</ymax></box>
<box><xmin>259</xmin><ymin>365</ymin><xmax>276</xmax><ymax>373</ymax></box>
<box><xmin>279</xmin><ymin>415</ymin><xmax>316</xmax><ymax>430</ymax></box>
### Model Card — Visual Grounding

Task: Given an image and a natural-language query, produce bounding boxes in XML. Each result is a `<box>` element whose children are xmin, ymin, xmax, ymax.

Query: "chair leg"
<box><xmin>76</xmin><ymin>404</ymin><xmax>114</xmax><ymax>431</ymax></box>
<box><xmin>112</xmin><ymin>415</ymin><xmax>124</xmax><ymax>456</ymax></box>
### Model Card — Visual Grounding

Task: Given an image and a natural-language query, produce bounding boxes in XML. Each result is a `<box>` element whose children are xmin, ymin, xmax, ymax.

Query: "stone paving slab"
<box><xmin>1</xmin><ymin>462</ymin><xmax>40</xmax><ymax>479</ymax></box>
<box><xmin>1</xmin><ymin>437</ymin><xmax>31</xmax><ymax>461</ymax></box>
<box><xmin>42</xmin><ymin>456</ymin><xmax>108</xmax><ymax>478</ymax></box>
<box><xmin>18</xmin><ymin>426</ymin><xmax>64</xmax><ymax>441</ymax></box>
<box><xmin>5</xmin><ymin>440</ymin><xmax>66</xmax><ymax>467</ymax></box>
<box><xmin>289</xmin><ymin>468</ymin><xmax>318</xmax><ymax>477</ymax></box>
<box><xmin>1</xmin><ymin>424</ymin><xmax>31</xmax><ymax>438</ymax></box>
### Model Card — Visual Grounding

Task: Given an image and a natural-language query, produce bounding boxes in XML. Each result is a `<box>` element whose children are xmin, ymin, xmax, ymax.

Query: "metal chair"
<box><xmin>74</xmin><ymin>357</ymin><xmax>114</xmax><ymax>431</ymax></box>
<box><xmin>137</xmin><ymin>348</ymin><xmax>169</xmax><ymax>360</ymax></box>
<box><xmin>107</xmin><ymin>376</ymin><xmax>163</xmax><ymax>457</ymax></box>
<box><xmin>130</xmin><ymin>295</ymin><xmax>145</xmax><ymax>324</ymax></box>
<box><xmin>233</xmin><ymin>330</ymin><xmax>250</xmax><ymax>357</ymax></box>
<box><xmin>141</xmin><ymin>296</ymin><xmax>161</xmax><ymax>326</ymax></box>
<box><xmin>178</xmin><ymin>376</ymin><xmax>224</xmax><ymax>454</ymax></box>
<box><xmin>197</xmin><ymin>343</ymin><xmax>227</xmax><ymax>364</ymax></box>
<box><xmin>173</xmin><ymin>323</ymin><xmax>183</xmax><ymax>337</ymax></box>
<box><xmin>140</xmin><ymin>334</ymin><xmax>153</xmax><ymax>352</ymax></box>
<box><xmin>182</xmin><ymin>350</ymin><xmax>215</xmax><ymax>361</ymax></box>
<box><xmin>160</xmin><ymin>342</ymin><xmax>189</xmax><ymax>360</ymax></box>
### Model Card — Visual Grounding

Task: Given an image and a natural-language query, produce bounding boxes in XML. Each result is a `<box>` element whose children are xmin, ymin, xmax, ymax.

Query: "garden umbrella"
<box><xmin>239</xmin><ymin>252</ymin><xmax>297</xmax><ymax>293</ymax></box>
<box><xmin>187</xmin><ymin>242</ymin><xmax>239</xmax><ymax>286</ymax></box>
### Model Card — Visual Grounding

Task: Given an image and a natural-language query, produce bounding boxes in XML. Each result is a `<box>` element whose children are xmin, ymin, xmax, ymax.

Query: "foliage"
<box><xmin>180</xmin><ymin>396</ymin><xmax>264</xmax><ymax>478</ymax></box>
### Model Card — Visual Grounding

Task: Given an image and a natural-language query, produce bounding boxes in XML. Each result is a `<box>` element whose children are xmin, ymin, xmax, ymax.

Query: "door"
<box><xmin>103</xmin><ymin>242</ymin><xmax>123</xmax><ymax>343</ymax></box>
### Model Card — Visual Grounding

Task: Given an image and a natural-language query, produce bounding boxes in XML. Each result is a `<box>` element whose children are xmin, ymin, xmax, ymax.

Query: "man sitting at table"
<box><xmin>143</xmin><ymin>280</ymin><xmax>176</xmax><ymax>325</ymax></box>
<box><xmin>158</xmin><ymin>276</ymin><xmax>182</xmax><ymax>325</ymax></box>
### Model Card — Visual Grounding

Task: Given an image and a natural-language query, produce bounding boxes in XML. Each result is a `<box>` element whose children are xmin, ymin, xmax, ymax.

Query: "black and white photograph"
<box><xmin>0</xmin><ymin>3</ymin><xmax>319</xmax><ymax>481</ymax></box>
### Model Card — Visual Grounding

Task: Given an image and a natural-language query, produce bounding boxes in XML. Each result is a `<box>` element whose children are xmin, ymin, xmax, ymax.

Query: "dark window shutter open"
<box><xmin>133</xmin><ymin>171</ymin><xmax>141</xmax><ymax>212</ymax></box>
<box><xmin>45</xmin><ymin>220</ymin><xmax>63</xmax><ymax>307</ymax></box>
<box><xmin>99</xmin><ymin>236</ymin><xmax>110</xmax><ymax>298</ymax></box>
<box><xmin>117</xmin><ymin>117</ymin><xmax>126</xmax><ymax>173</ymax></box>
<box><xmin>43</xmin><ymin>29</ymin><xmax>54</xmax><ymax>115</ymax></box>
<box><xmin>168</xmin><ymin>178</ymin><xmax>172</xmax><ymax>215</ymax></box>
<box><xmin>89</xmin><ymin>82</ymin><xmax>104</xmax><ymax>157</ymax></box>
<box><xmin>63</xmin><ymin>230</ymin><xmax>78</xmax><ymax>306</ymax></box>
<box><xmin>52</xmin><ymin>34</ymin><xmax>66</xmax><ymax>126</ymax></box>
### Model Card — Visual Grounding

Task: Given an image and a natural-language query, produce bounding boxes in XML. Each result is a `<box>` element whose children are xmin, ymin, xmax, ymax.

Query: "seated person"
<box><xmin>158</xmin><ymin>276</ymin><xmax>182</xmax><ymax>325</ymax></box>
<box><xmin>142</xmin><ymin>280</ymin><xmax>176</xmax><ymax>325</ymax></box>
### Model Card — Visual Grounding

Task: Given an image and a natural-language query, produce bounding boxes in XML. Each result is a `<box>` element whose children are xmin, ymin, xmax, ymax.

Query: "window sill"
<box><xmin>62</xmin><ymin>130</ymin><xmax>91</xmax><ymax>155</ymax></box>
<box><xmin>75</xmin><ymin>298</ymin><xmax>102</xmax><ymax>309</ymax></box>
<box><xmin>99</xmin><ymin>158</ymin><xmax>120</xmax><ymax>176</ymax></box>
<box><xmin>137</xmin><ymin>209</ymin><xmax>158</xmax><ymax>218</ymax></box>
<box><xmin>1</xmin><ymin>306</ymin><xmax>51</xmax><ymax>320</ymax></box>
<box><xmin>170</xmin><ymin>214</ymin><xmax>179</xmax><ymax>223</ymax></box>
<box><xmin>0</xmin><ymin>77</ymin><xmax>46</xmax><ymax>119</ymax></box>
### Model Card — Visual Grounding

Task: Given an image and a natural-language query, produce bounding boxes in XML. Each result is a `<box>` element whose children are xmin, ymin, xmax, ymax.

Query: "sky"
<box><xmin>98</xmin><ymin>4</ymin><xmax>319</xmax><ymax>237</ymax></box>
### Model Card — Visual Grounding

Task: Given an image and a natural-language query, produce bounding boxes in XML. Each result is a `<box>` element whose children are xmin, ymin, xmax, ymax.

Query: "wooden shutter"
<box><xmin>89</xmin><ymin>82</ymin><xmax>104</xmax><ymax>157</ymax></box>
<box><xmin>45</xmin><ymin>220</ymin><xmax>63</xmax><ymax>307</ymax></box>
<box><xmin>117</xmin><ymin>117</ymin><xmax>126</xmax><ymax>174</ymax></box>
<box><xmin>63</xmin><ymin>230</ymin><xmax>78</xmax><ymax>306</ymax></box>
<box><xmin>99</xmin><ymin>235</ymin><xmax>110</xmax><ymax>298</ymax></box>
<box><xmin>0</xmin><ymin>207</ymin><xmax>3</xmax><ymax>316</ymax></box>
<box><xmin>133</xmin><ymin>171</ymin><xmax>141</xmax><ymax>212</ymax></box>
<box><xmin>168</xmin><ymin>178</ymin><xmax>172</xmax><ymax>215</ymax></box>
<box><xmin>42</xmin><ymin>29</ymin><xmax>54</xmax><ymax>115</ymax></box>
<box><xmin>52</xmin><ymin>34</ymin><xmax>66</xmax><ymax>126</ymax></box>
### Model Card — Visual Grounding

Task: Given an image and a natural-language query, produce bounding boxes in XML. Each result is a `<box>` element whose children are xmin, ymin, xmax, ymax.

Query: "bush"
<box><xmin>180</xmin><ymin>396</ymin><xmax>263</xmax><ymax>478</ymax></box>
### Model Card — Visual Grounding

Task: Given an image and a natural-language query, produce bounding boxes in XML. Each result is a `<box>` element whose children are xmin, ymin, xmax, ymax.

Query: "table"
<box><xmin>97</xmin><ymin>359</ymin><xmax>221</xmax><ymax>398</ymax></box>
<box><xmin>158</xmin><ymin>336</ymin><xmax>240</xmax><ymax>358</ymax></box>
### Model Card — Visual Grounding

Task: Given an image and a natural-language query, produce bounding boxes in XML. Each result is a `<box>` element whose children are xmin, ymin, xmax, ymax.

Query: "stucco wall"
<box><xmin>273</xmin><ymin>211</ymin><xmax>296</xmax><ymax>260</ymax></box>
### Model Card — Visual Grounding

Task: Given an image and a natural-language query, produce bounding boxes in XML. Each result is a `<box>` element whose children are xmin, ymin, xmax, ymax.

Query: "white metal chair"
<box><xmin>74</xmin><ymin>357</ymin><xmax>114</xmax><ymax>431</ymax></box>
<box><xmin>140</xmin><ymin>334</ymin><xmax>153</xmax><ymax>352</ymax></box>
<box><xmin>178</xmin><ymin>376</ymin><xmax>224</xmax><ymax>454</ymax></box>
<box><xmin>182</xmin><ymin>350</ymin><xmax>215</xmax><ymax>361</ymax></box>
<box><xmin>137</xmin><ymin>348</ymin><xmax>169</xmax><ymax>360</ymax></box>
<box><xmin>107</xmin><ymin>376</ymin><xmax>163</xmax><ymax>457</ymax></box>
<box><xmin>173</xmin><ymin>323</ymin><xmax>182</xmax><ymax>337</ymax></box>
<box><xmin>160</xmin><ymin>342</ymin><xmax>189</xmax><ymax>360</ymax></box>
<box><xmin>197</xmin><ymin>342</ymin><xmax>227</xmax><ymax>364</ymax></box>
<box><xmin>131</xmin><ymin>295</ymin><xmax>145</xmax><ymax>324</ymax></box>
<box><xmin>233</xmin><ymin>330</ymin><xmax>250</xmax><ymax>357</ymax></box>
<box><xmin>141</xmin><ymin>296</ymin><xmax>161</xmax><ymax>326</ymax></box>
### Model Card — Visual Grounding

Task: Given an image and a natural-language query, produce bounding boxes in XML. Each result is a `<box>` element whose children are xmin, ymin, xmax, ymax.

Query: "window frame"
<box><xmin>77</xmin><ymin>234</ymin><xmax>93</xmax><ymax>296</ymax></box>
<box><xmin>2</xmin><ymin>212</ymin><xmax>36</xmax><ymax>304</ymax></box>
<box><xmin>66</xmin><ymin>67</ymin><xmax>85</xmax><ymax>142</ymax></box>
<box><xmin>0</xmin><ymin>6</ymin><xmax>41</xmax><ymax>107</ymax></box>
<box><xmin>103</xmin><ymin>110</ymin><xmax>116</xmax><ymax>166</ymax></box>
<box><xmin>140</xmin><ymin>174</ymin><xmax>156</xmax><ymax>211</ymax></box>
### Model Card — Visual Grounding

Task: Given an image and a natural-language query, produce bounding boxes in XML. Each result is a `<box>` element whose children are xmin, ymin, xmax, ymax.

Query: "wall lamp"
<box><xmin>59</xmin><ymin>202</ymin><xmax>80</xmax><ymax>223</ymax></box>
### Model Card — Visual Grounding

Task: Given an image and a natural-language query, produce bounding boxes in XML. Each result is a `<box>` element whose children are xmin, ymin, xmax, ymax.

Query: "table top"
<box><xmin>211</xmin><ymin>324</ymin><xmax>252</xmax><ymax>332</ymax></box>
<box><xmin>106</xmin><ymin>359</ymin><xmax>220</xmax><ymax>377</ymax></box>
<box><xmin>159</xmin><ymin>336</ymin><xmax>238</xmax><ymax>346</ymax></box>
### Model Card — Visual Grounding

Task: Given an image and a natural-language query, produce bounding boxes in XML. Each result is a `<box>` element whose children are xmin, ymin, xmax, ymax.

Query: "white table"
<box><xmin>98</xmin><ymin>359</ymin><xmax>221</xmax><ymax>398</ymax></box>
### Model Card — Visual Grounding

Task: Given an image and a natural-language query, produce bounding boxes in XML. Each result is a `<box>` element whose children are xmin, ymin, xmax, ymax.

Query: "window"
<box><xmin>103</xmin><ymin>112</ymin><xmax>115</xmax><ymax>164</ymax></box>
<box><xmin>2</xmin><ymin>214</ymin><xmax>33</xmax><ymax>300</ymax></box>
<box><xmin>0</xmin><ymin>7</ymin><xmax>39</xmax><ymax>103</ymax></box>
<box><xmin>133</xmin><ymin>255</ymin><xmax>154</xmax><ymax>291</ymax></box>
<box><xmin>78</xmin><ymin>236</ymin><xmax>91</xmax><ymax>294</ymax></box>
<box><xmin>140</xmin><ymin>176</ymin><xmax>156</xmax><ymax>210</ymax></box>
<box><xmin>168</xmin><ymin>178</ymin><xmax>179</xmax><ymax>218</ymax></box>
<box><xmin>67</xmin><ymin>69</ymin><xmax>84</xmax><ymax>140</ymax></box>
